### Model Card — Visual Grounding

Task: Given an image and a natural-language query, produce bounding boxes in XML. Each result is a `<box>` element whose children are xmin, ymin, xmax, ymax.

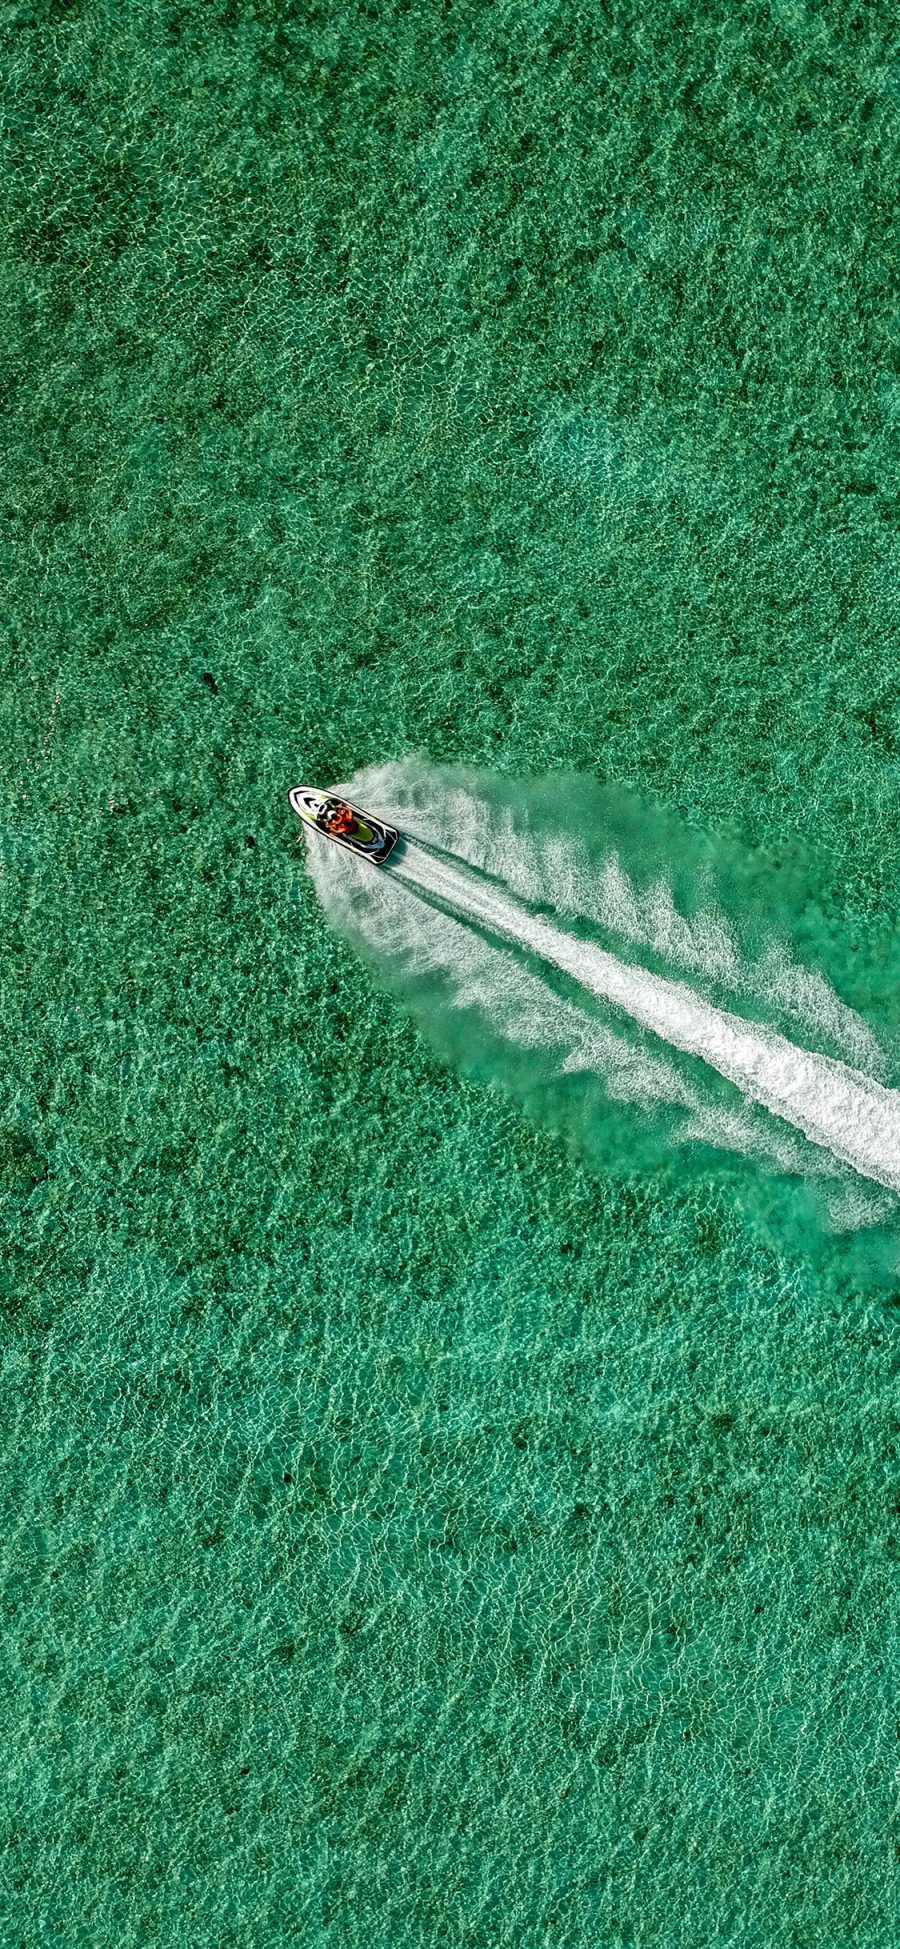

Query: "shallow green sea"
<box><xmin>3</xmin><ymin>3</ymin><xmax>900</xmax><ymax>1943</ymax></box>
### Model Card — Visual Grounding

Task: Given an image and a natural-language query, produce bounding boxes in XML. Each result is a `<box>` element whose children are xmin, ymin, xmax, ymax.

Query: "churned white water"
<box><xmin>396</xmin><ymin>842</ymin><xmax>900</xmax><ymax>1196</ymax></box>
<box><xmin>303</xmin><ymin>761</ymin><xmax>900</xmax><ymax>1216</ymax></box>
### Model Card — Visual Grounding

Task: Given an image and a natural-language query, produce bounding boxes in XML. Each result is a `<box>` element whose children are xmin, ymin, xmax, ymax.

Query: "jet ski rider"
<box><xmin>320</xmin><ymin>800</ymin><xmax>357</xmax><ymax>838</ymax></box>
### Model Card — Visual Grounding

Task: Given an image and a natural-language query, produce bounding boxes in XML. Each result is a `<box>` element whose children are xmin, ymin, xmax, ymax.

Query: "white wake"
<box><xmin>397</xmin><ymin>842</ymin><xmax>900</xmax><ymax>1196</ymax></box>
<box><xmin>303</xmin><ymin>762</ymin><xmax>900</xmax><ymax>1218</ymax></box>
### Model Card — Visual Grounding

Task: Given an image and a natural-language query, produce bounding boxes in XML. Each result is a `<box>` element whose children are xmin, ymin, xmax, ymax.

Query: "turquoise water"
<box><xmin>4</xmin><ymin>2</ymin><xmax>900</xmax><ymax>1943</ymax></box>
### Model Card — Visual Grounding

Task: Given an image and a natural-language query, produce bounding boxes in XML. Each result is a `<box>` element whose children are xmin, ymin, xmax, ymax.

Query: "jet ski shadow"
<box><xmin>385</xmin><ymin>833</ymin><xmax>408</xmax><ymax>869</ymax></box>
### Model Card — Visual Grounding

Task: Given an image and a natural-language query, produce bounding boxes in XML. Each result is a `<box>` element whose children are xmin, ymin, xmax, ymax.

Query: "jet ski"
<box><xmin>288</xmin><ymin>786</ymin><xmax>399</xmax><ymax>865</ymax></box>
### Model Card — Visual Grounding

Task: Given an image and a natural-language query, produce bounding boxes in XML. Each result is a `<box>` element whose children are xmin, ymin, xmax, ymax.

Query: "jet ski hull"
<box><xmin>288</xmin><ymin>786</ymin><xmax>399</xmax><ymax>865</ymax></box>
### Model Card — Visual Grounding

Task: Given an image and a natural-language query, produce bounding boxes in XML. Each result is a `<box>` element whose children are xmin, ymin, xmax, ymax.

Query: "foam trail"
<box><xmin>393</xmin><ymin>842</ymin><xmax>900</xmax><ymax>1196</ymax></box>
<box><xmin>303</xmin><ymin>762</ymin><xmax>900</xmax><ymax>1221</ymax></box>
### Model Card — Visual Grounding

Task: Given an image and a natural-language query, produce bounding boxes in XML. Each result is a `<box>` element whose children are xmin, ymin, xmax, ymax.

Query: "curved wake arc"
<box><xmin>393</xmin><ymin>842</ymin><xmax>900</xmax><ymax>1196</ymax></box>
<box><xmin>302</xmin><ymin>761</ymin><xmax>900</xmax><ymax>1227</ymax></box>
